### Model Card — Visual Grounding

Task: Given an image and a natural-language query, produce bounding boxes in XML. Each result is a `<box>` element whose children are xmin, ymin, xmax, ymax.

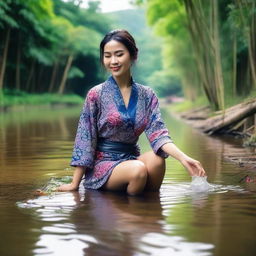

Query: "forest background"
<box><xmin>0</xmin><ymin>0</ymin><xmax>255</xmax><ymax>112</ymax></box>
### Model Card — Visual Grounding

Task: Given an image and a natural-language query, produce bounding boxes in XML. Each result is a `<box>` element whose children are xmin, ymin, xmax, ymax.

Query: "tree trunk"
<box><xmin>184</xmin><ymin>1</ymin><xmax>212</xmax><ymax>103</ymax></box>
<box><xmin>37</xmin><ymin>65</ymin><xmax>44</xmax><ymax>93</ymax></box>
<box><xmin>213</xmin><ymin>0</ymin><xmax>225</xmax><ymax>111</ymax></box>
<box><xmin>236</xmin><ymin>0</ymin><xmax>256</xmax><ymax>89</ymax></box>
<box><xmin>184</xmin><ymin>0</ymin><xmax>223</xmax><ymax>110</ymax></box>
<box><xmin>58</xmin><ymin>55</ymin><xmax>73</xmax><ymax>94</ymax></box>
<box><xmin>25</xmin><ymin>59</ymin><xmax>35</xmax><ymax>92</ymax></box>
<box><xmin>48</xmin><ymin>61</ymin><xmax>59</xmax><ymax>93</ymax></box>
<box><xmin>199</xmin><ymin>99</ymin><xmax>256</xmax><ymax>134</ymax></box>
<box><xmin>0</xmin><ymin>28</ymin><xmax>11</xmax><ymax>90</ymax></box>
<box><xmin>251</xmin><ymin>1</ymin><xmax>256</xmax><ymax>62</ymax></box>
<box><xmin>16</xmin><ymin>32</ymin><xmax>21</xmax><ymax>91</ymax></box>
<box><xmin>232</xmin><ymin>32</ymin><xmax>237</xmax><ymax>96</ymax></box>
<box><xmin>247</xmin><ymin>33</ymin><xmax>256</xmax><ymax>89</ymax></box>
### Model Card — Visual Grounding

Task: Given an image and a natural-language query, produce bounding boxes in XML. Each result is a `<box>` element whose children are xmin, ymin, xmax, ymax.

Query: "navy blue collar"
<box><xmin>107</xmin><ymin>75</ymin><xmax>135</xmax><ymax>88</ymax></box>
<box><xmin>107</xmin><ymin>75</ymin><xmax>138</xmax><ymax>125</ymax></box>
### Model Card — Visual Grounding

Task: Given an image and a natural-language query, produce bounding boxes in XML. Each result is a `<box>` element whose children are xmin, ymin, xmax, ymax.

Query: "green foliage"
<box><xmin>0</xmin><ymin>0</ymin><xmax>111</xmax><ymax>95</ymax></box>
<box><xmin>148</xmin><ymin>70</ymin><xmax>182</xmax><ymax>97</ymax></box>
<box><xmin>68</xmin><ymin>66</ymin><xmax>85</xmax><ymax>79</ymax></box>
<box><xmin>28</xmin><ymin>47</ymin><xmax>54</xmax><ymax>65</ymax></box>
<box><xmin>23</xmin><ymin>0</ymin><xmax>55</xmax><ymax>19</ymax></box>
<box><xmin>0</xmin><ymin>0</ymin><xmax>19</xmax><ymax>28</ymax></box>
<box><xmin>0</xmin><ymin>89</ymin><xmax>84</xmax><ymax>108</ymax></box>
<box><xmin>147</xmin><ymin>0</ymin><xmax>186</xmax><ymax>37</ymax></box>
<box><xmin>139</xmin><ymin>0</ymin><xmax>256</xmax><ymax>109</ymax></box>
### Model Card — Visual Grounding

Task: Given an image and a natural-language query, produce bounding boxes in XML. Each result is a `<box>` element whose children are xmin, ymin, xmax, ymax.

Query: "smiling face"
<box><xmin>103</xmin><ymin>40</ymin><xmax>132</xmax><ymax>79</ymax></box>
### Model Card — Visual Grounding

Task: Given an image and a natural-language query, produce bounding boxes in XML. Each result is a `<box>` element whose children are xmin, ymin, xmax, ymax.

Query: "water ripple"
<box><xmin>138</xmin><ymin>232</ymin><xmax>214</xmax><ymax>256</ymax></box>
<box><xmin>33</xmin><ymin>233</ymin><xmax>98</xmax><ymax>256</ymax></box>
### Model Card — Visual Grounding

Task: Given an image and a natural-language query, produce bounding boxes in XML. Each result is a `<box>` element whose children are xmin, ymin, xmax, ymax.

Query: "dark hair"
<box><xmin>100</xmin><ymin>29</ymin><xmax>138</xmax><ymax>64</ymax></box>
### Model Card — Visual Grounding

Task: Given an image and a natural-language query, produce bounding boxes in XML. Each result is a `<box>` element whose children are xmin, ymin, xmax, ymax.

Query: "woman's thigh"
<box><xmin>137</xmin><ymin>151</ymin><xmax>166</xmax><ymax>191</ymax></box>
<box><xmin>103</xmin><ymin>160</ymin><xmax>147</xmax><ymax>191</ymax></box>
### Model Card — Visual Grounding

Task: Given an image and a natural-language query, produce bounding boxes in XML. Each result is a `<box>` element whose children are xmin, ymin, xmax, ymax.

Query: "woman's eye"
<box><xmin>104</xmin><ymin>55</ymin><xmax>111</xmax><ymax>58</ymax></box>
<box><xmin>116</xmin><ymin>54</ymin><xmax>123</xmax><ymax>57</ymax></box>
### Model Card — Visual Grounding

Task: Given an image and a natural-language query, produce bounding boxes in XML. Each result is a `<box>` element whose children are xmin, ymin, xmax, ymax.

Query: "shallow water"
<box><xmin>0</xmin><ymin>106</ymin><xmax>256</xmax><ymax>256</ymax></box>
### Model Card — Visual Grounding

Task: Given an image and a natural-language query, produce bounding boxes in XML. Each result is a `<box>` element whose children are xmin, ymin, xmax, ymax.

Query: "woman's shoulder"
<box><xmin>134</xmin><ymin>81</ymin><xmax>156</xmax><ymax>97</ymax></box>
<box><xmin>84</xmin><ymin>82</ymin><xmax>105</xmax><ymax>104</ymax></box>
<box><xmin>87</xmin><ymin>82</ymin><xmax>105</xmax><ymax>94</ymax></box>
<box><xmin>87</xmin><ymin>81</ymin><xmax>109</xmax><ymax>96</ymax></box>
<box><xmin>87</xmin><ymin>78</ymin><xmax>114</xmax><ymax>94</ymax></box>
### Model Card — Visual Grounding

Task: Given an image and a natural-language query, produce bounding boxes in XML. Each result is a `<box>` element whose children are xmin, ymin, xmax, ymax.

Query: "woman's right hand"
<box><xmin>57</xmin><ymin>183</ymin><xmax>78</xmax><ymax>192</ymax></box>
<box><xmin>57</xmin><ymin>167</ymin><xmax>85</xmax><ymax>192</ymax></box>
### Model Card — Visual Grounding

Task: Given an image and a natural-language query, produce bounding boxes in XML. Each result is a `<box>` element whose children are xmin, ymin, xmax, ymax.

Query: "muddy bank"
<box><xmin>181</xmin><ymin>99</ymin><xmax>256</xmax><ymax>138</ymax></box>
<box><xmin>168</xmin><ymin>99</ymin><xmax>256</xmax><ymax>171</ymax></box>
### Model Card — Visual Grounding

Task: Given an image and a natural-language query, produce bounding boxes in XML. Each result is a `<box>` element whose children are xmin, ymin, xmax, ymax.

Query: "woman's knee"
<box><xmin>127</xmin><ymin>161</ymin><xmax>148</xmax><ymax>196</ymax></box>
<box><xmin>130</xmin><ymin>161</ymin><xmax>148</xmax><ymax>181</ymax></box>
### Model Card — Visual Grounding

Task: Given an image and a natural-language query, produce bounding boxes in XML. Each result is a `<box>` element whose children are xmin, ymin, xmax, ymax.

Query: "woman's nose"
<box><xmin>110</xmin><ymin>55</ymin><xmax>118</xmax><ymax>64</ymax></box>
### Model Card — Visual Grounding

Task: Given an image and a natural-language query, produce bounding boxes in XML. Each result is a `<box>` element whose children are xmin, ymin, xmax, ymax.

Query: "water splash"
<box><xmin>34</xmin><ymin>176</ymin><xmax>73</xmax><ymax>196</ymax></box>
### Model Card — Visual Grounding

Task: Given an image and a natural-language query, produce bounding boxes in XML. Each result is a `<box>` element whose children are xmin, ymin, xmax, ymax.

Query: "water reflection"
<box><xmin>22</xmin><ymin>179</ymin><xmax>245</xmax><ymax>256</ymax></box>
<box><xmin>0</xmin><ymin>107</ymin><xmax>80</xmax><ymax>185</ymax></box>
<box><xmin>16</xmin><ymin>180</ymin><xmax>256</xmax><ymax>256</ymax></box>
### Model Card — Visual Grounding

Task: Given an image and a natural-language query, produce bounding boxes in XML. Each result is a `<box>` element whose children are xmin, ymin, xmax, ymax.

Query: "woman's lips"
<box><xmin>110</xmin><ymin>66</ymin><xmax>121</xmax><ymax>72</ymax></box>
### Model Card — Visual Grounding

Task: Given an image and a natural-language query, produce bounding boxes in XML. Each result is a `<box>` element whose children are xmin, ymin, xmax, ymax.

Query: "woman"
<box><xmin>58</xmin><ymin>29</ymin><xmax>205</xmax><ymax>195</ymax></box>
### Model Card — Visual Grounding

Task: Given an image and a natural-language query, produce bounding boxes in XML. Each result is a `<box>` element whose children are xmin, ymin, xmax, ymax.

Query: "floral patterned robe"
<box><xmin>70</xmin><ymin>76</ymin><xmax>172</xmax><ymax>189</ymax></box>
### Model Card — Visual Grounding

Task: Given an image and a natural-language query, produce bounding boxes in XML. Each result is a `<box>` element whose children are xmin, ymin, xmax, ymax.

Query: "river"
<box><xmin>0</xmin><ymin>106</ymin><xmax>256</xmax><ymax>256</ymax></box>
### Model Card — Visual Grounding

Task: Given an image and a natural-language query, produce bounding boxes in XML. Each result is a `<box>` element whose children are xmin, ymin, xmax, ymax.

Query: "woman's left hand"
<box><xmin>161</xmin><ymin>143</ymin><xmax>206</xmax><ymax>176</ymax></box>
<box><xmin>180</xmin><ymin>156</ymin><xmax>206</xmax><ymax>176</ymax></box>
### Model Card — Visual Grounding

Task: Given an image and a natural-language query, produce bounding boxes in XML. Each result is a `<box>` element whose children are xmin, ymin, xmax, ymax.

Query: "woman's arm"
<box><xmin>162</xmin><ymin>143</ymin><xmax>206</xmax><ymax>176</ymax></box>
<box><xmin>58</xmin><ymin>166</ymin><xmax>85</xmax><ymax>191</ymax></box>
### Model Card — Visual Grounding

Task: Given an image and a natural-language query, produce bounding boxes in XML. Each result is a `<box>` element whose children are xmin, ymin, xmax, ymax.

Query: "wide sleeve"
<box><xmin>144</xmin><ymin>89</ymin><xmax>173</xmax><ymax>158</ymax></box>
<box><xmin>70</xmin><ymin>88</ymin><xmax>99</xmax><ymax>168</ymax></box>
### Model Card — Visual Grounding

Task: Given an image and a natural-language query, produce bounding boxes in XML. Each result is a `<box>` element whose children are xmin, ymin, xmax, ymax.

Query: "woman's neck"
<box><xmin>113</xmin><ymin>72</ymin><xmax>131</xmax><ymax>88</ymax></box>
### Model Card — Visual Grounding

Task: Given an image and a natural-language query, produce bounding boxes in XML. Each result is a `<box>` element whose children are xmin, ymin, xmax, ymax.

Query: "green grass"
<box><xmin>224</xmin><ymin>89</ymin><xmax>256</xmax><ymax>108</ymax></box>
<box><xmin>166</xmin><ymin>96</ymin><xmax>209</xmax><ymax>113</ymax></box>
<box><xmin>0</xmin><ymin>89</ymin><xmax>84</xmax><ymax>108</ymax></box>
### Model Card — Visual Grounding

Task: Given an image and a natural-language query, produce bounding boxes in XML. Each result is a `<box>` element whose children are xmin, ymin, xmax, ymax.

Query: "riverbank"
<box><xmin>165</xmin><ymin>98</ymin><xmax>256</xmax><ymax>172</ymax></box>
<box><xmin>0</xmin><ymin>90</ymin><xmax>84</xmax><ymax>112</ymax></box>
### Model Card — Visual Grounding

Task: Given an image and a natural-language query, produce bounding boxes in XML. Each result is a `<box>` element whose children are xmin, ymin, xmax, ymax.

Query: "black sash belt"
<box><xmin>97</xmin><ymin>138</ymin><xmax>138</xmax><ymax>155</ymax></box>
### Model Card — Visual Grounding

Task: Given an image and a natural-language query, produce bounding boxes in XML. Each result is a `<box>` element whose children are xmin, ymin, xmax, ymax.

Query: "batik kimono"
<box><xmin>70</xmin><ymin>76</ymin><xmax>173</xmax><ymax>189</ymax></box>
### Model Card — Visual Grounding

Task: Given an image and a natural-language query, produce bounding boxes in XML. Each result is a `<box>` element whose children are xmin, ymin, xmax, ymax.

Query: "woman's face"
<box><xmin>103</xmin><ymin>40</ymin><xmax>132</xmax><ymax>78</ymax></box>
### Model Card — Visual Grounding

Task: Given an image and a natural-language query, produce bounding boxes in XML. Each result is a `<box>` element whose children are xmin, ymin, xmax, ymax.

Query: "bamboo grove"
<box><xmin>0</xmin><ymin>0</ymin><xmax>111</xmax><ymax>96</ymax></box>
<box><xmin>1</xmin><ymin>0</ymin><xmax>255</xmax><ymax>110</ymax></box>
<box><xmin>136</xmin><ymin>0</ymin><xmax>256</xmax><ymax>110</ymax></box>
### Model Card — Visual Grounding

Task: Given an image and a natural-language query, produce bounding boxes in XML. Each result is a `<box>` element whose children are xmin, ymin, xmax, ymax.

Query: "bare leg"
<box><xmin>137</xmin><ymin>151</ymin><xmax>166</xmax><ymax>191</ymax></box>
<box><xmin>103</xmin><ymin>160</ymin><xmax>148</xmax><ymax>196</ymax></box>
